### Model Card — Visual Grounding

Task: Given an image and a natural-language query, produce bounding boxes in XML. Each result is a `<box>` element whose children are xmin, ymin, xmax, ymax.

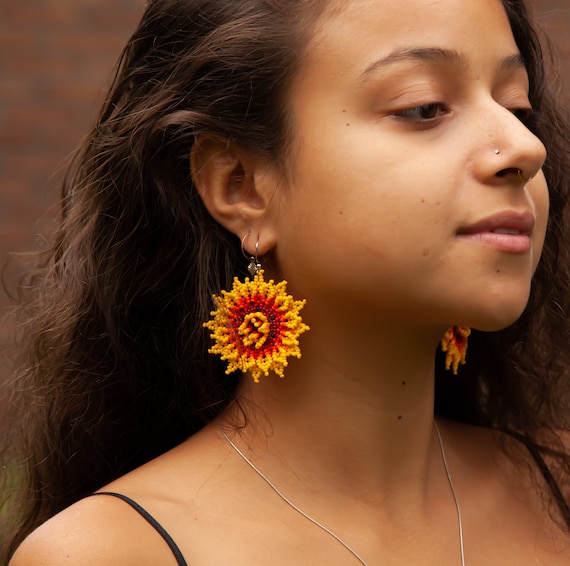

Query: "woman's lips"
<box><xmin>457</xmin><ymin>212</ymin><xmax>535</xmax><ymax>253</ymax></box>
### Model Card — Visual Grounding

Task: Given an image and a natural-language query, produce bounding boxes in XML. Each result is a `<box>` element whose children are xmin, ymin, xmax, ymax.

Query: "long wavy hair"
<box><xmin>2</xmin><ymin>0</ymin><xmax>570</xmax><ymax>561</ymax></box>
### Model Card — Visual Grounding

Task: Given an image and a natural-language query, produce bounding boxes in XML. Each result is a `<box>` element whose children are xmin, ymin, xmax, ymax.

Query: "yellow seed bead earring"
<box><xmin>441</xmin><ymin>326</ymin><xmax>471</xmax><ymax>374</ymax></box>
<box><xmin>203</xmin><ymin>234</ymin><xmax>309</xmax><ymax>383</ymax></box>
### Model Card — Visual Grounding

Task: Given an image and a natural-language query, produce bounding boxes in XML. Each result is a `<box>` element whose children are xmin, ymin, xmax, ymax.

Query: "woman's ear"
<box><xmin>190</xmin><ymin>135</ymin><xmax>278</xmax><ymax>253</ymax></box>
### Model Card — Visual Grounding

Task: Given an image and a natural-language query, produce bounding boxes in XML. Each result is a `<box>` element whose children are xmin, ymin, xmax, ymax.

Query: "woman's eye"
<box><xmin>393</xmin><ymin>103</ymin><xmax>448</xmax><ymax>121</ymax></box>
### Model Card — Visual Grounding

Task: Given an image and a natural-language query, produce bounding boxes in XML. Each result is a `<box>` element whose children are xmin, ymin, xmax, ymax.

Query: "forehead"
<box><xmin>303</xmin><ymin>0</ymin><xmax>519</xmax><ymax>78</ymax></box>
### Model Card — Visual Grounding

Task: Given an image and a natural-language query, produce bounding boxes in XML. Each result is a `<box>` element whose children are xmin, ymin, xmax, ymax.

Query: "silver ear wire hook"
<box><xmin>241</xmin><ymin>233</ymin><xmax>261</xmax><ymax>275</ymax></box>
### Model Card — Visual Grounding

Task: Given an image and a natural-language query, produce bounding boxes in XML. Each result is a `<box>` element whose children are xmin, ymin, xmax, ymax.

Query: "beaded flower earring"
<box><xmin>203</xmin><ymin>235</ymin><xmax>309</xmax><ymax>383</ymax></box>
<box><xmin>441</xmin><ymin>326</ymin><xmax>471</xmax><ymax>374</ymax></box>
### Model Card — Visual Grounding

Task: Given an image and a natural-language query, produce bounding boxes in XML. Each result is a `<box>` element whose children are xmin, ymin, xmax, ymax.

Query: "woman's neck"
<box><xmin>225</xmin><ymin>318</ymin><xmax>447</xmax><ymax>512</ymax></box>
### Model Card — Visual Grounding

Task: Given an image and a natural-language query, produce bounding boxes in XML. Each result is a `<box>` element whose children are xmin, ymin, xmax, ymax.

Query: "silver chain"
<box><xmin>434</xmin><ymin>420</ymin><xmax>466</xmax><ymax>566</ymax></box>
<box><xmin>221</xmin><ymin>421</ymin><xmax>465</xmax><ymax>565</ymax></box>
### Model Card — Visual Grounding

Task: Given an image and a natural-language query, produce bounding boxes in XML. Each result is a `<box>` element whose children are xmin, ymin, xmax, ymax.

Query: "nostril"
<box><xmin>496</xmin><ymin>167</ymin><xmax>520</xmax><ymax>178</ymax></box>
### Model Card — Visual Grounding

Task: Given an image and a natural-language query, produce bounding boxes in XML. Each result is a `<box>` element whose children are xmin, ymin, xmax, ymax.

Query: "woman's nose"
<box><xmin>474</xmin><ymin>103</ymin><xmax>547</xmax><ymax>186</ymax></box>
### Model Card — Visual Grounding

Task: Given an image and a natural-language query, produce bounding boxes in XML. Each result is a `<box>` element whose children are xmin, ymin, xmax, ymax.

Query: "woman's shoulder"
<box><xmin>439</xmin><ymin>420</ymin><xmax>570</xmax><ymax>562</ymax></box>
<box><xmin>9</xmin><ymin>425</ymin><xmax>229</xmax><ymax>566</ymax></box>
<box><xmin>444</xmin><ymin>421</ymin><xmax>570</xmax><ymax>527</ymax></box>
<box><xmin>9</xmin><ymin>497</ymin><xmax>145</xmax><ymax>566</ymax></box>
<box><xmin>443</xmin><ymin>418</ymin><xmax>570</xmax><ymax>488</ymax></box>
<box><xmin>9</xmin><ymin>492</ymin><xmax>173</xmax><ymax>566</ymax></box>
<box><xmin>442</xmin><ymin>417</ymin><xmax>570</xmax><ymax>465</ymax></box>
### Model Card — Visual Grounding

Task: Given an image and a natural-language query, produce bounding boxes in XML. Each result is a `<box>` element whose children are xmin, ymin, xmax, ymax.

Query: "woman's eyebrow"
<box><xmin>360</xmin><ymin>47</ymin><xmax>526</xmax><ymax>80</ymax></box>
<box><xmin>360</xmin><ymin>47</ymin><xmax>465</xmax><ymax>79</ymax></box>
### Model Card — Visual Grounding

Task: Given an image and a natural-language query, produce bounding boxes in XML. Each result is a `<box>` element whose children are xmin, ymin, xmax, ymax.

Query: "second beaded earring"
<box><xmin>204</xmin><ymin>235</ymin><xmax>309</xmax><ymax>383</ymax></box>
<box><xmin>441</xmin><ymin>326</ymin><xmax>470</xmax><ymax>374</ymax></box>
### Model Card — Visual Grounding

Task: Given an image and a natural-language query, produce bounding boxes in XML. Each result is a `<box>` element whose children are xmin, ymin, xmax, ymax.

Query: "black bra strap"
<box><xmin>502</xmin><ymin>429</ymin><xmax>570</xmax><ymax>528</ymax></box>
<box><xmin>90</xmin><ymin>491</ymin><xmax>188</xmax><ymax>566</ymax></box>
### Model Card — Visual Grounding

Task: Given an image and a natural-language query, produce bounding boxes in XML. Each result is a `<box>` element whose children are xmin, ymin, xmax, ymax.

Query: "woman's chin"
<box><xmin>469</xmin><ymin>304</ymin><xmax>529</xmax><ymax>333</ymax></box>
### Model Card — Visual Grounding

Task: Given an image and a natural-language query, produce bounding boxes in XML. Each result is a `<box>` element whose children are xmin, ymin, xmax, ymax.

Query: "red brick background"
<box><xmin>0</xmin><ymin>1</ymin><xmax>145</xmax><ymax>377</ymax></box>
<box><xmin>0</xmin><ymin>0</ymin><xmax>569</xmax><ymax>382</ymax></box>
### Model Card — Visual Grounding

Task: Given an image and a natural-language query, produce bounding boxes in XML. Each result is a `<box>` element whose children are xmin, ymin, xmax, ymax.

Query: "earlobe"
<box><xmin>190</xmin><ymin>135</ymin><xmax>276</xmax><ymax>248</ymax></box>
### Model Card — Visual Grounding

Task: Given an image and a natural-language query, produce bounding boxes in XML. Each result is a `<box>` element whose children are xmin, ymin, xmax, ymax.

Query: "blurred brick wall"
<box><xmin>0</xmin><ymin>0</ymin><xmax>145</xmax><ymax>382</ymax></box>
<box><xmin>531</xmin><ymin>0</ymin><xmax>570</xmax><ymax>87</ymax></box>
<box><xmin>0</xmin><ymin>0</ymin><xmax>569</xmax><ymax>384</ymax></box>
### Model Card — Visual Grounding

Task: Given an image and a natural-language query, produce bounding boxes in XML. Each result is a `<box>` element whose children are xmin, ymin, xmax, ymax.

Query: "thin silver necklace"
<box><xmin>434</xmin><ymin>420</ymin><xmax>466</xmax><ymax>566</ymax></box>
<box><xmin>221</xmin><ymin>421</ymin><xmax>465</xmax><ymax>566</ymax></box>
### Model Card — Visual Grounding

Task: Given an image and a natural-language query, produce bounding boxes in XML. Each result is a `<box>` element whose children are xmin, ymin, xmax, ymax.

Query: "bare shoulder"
<box><xmin>9</xmin><ymin>424</ymin><xmax>233</xmax><ymax>566</ymax></box>
<box><xmin>440</xmin><ymin>419</ymin><xmax>570</xmax><ymax>562</ymax></box>
<box><xmin>8</xmin><ymin>494</ymin><xmax>172</xmax><ymax>566</ymax></box>
<box><xmin>442</xmin><ymin>418</ymin><xmax>570</xmax><ymax>499</ymax></box>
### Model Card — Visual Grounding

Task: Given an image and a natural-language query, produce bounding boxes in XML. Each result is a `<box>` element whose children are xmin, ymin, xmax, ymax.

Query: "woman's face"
<box><xmin>271</xmin><ymin>0</ymin><xmax>548</xmax><ymax>332</ymax></box>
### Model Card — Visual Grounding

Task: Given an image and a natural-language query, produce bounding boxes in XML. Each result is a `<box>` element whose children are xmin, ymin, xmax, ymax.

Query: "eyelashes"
<box><xmin>392</xmin><ymin>102</ymin><xmax>541</xmax><ymax>134</ymax></box>
<box><xmin>393</xmin><ymin>103</ymin><xmax>449</xmax><ymax>122</ymax></box>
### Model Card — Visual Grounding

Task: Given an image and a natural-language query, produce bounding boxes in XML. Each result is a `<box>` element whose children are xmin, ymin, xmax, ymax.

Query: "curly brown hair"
<box><xmin>2</xmin><ymin>0</ymin><xmax>570</xmax><ymax>561</ymax></box>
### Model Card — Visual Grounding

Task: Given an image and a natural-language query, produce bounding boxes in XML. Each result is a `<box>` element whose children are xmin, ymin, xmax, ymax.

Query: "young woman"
<box><xmin>4</xmin><ymin>0</ymin><xmax>570</xmax><ymax>563</ymax></box>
